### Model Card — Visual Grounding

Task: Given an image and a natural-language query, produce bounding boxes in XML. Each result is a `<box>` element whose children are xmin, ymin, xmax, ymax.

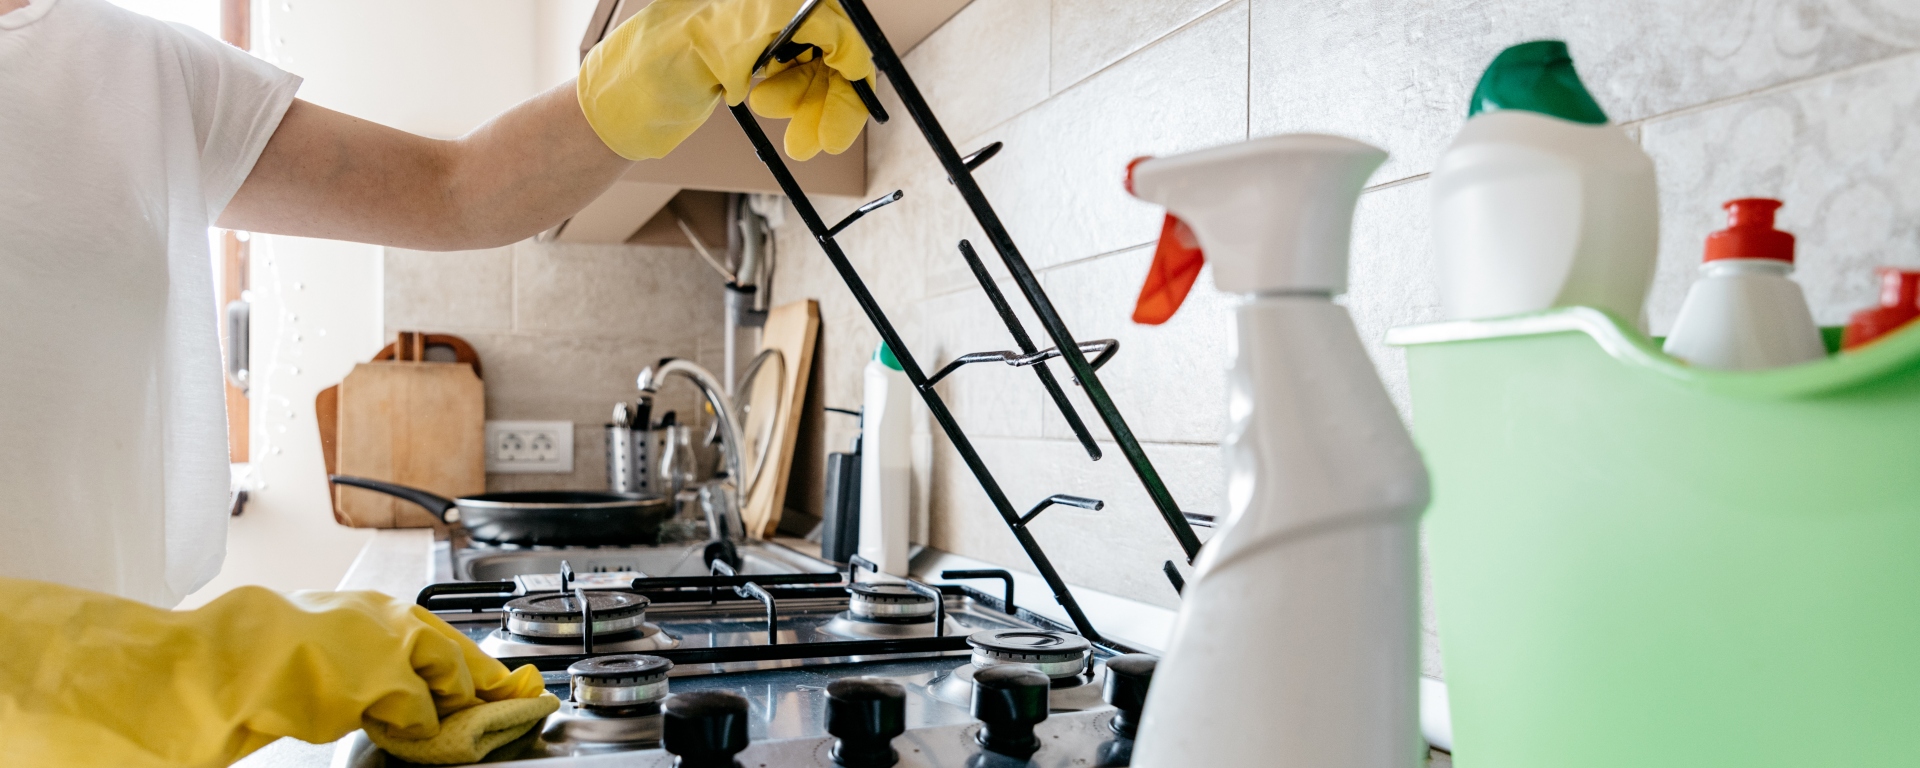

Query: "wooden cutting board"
<box><xmin>331</xmin><ymin>333</ymin><xmax>485</xmax><ymax>530</ymax></box>
<box><xmin>741</xmin><ymin>300</ymin><xmax>819</xmax><ymax>539</ymax></box>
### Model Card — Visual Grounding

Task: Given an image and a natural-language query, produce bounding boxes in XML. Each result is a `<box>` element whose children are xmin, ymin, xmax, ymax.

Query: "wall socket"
<box><xmin>485</xmin><ymin>421</ymin><xmax>574</xmax><ymax>474</ymax></box>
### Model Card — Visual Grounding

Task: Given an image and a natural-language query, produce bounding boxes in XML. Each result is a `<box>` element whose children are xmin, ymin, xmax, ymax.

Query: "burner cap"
<box><xmin>968</xmin><ymin>629</ymin><xmax>1091</xmax><ymax>678</ymax></box>
<box><xmin>505</xmin><ymin>591</ymin><xmax>649</xmax><ymax>639</ymax></box>
<box><xmin>569</xmin><ymin>654</ymin><xmax>672</xmax><ymax>709</ymax></box>
<box><xmin>848</xmin><ymin>582</ymin><xmax>936</xmax><ymax>620</ymax></box>
<box><xmin>569</xmin><ymin>654</ymin><xmax>672</xmax><ymax>685</ymax></box>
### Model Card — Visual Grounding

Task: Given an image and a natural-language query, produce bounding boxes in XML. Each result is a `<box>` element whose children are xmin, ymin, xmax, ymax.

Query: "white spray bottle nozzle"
<box><xmin>1130</xmin><ymin>134</ymin><xmax>1386</xmax><ymax>295</ymax></box>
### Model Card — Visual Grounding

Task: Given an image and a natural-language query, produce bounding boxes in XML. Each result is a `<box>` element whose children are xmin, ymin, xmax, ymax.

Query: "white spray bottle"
<box><xmin>1128</xmin><ymin>134</ymin><xmax>1431</xmax><ymax>767</ymax></box>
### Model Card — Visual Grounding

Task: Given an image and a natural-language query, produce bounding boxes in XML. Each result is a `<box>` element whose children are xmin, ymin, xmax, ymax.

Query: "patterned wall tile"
<box><xmin>1249</xmin><ymin>0</ymin><xmax>1920</xmax><ymax>184</ymax></box>
<box><xmin>1641</xmin><ymin>51</ymin><xmax>1920</xmax><ymax>332</ymax></box>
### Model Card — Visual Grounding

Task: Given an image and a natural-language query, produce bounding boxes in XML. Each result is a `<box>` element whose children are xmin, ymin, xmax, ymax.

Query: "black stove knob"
<box><xmin>826</xmin><ymin>677</ymin><xmax>906</xmax><ymax>767</ymax></box>
<box><xmin>662</xmin><ymin>690</ymin><xmax>750</xmax><ymax>767</ymax></box>
<box><xmin>971</xmin><ymin>664</ymin><xmax>1050</xmax><ymax>759</ymax></box>
<box><xmin>1102</xmin><ymin>654</ymin><xmax>1157</xmax><ymax>738</ymax></box>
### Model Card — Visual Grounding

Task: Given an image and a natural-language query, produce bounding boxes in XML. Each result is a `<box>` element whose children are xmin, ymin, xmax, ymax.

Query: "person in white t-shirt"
<box><xmin>0</xmin><ymin>0</ymin><xmax>875</xmax><ymax>763</ymax></box>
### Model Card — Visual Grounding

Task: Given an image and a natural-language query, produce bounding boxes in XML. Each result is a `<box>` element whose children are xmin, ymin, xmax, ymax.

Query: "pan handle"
<box><xmin>329</xmin><ymin>475</ymin><xmax>460</xmax><ymax>523</ymax></box>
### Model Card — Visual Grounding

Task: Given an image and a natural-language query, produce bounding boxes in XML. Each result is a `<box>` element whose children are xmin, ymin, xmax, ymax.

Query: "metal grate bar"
<box><xmin>832</xmin><ymin>0</ymin><xmax>1203</xmax><ymax>562</ymax></box>
<box><xmin>725</xmin><ymin>103</ymin><xmax>1103</xmax><ymax>642</ymax></box>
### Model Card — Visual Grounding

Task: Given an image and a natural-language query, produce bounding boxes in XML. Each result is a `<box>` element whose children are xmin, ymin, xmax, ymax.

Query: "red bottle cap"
<box><xmin>1704</xmin><ymin>198</ymin><xmax>1795</xmax><ymax>263</ymax></box>
<box><xmin>1842</xmin><ymin>268</ymin><xmax>1920</xmax><ymax>350</ymax></box>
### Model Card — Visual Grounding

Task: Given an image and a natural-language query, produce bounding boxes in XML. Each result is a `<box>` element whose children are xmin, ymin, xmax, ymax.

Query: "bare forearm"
<box><xmin>218</xmin><ymin>81</ymin><xmax>632</xmax><ymax>250</ymax></box>
<box><xmin>435</xmin><ymin>81</ymin><xmax>634</xmax><ymax>248</ymax></box>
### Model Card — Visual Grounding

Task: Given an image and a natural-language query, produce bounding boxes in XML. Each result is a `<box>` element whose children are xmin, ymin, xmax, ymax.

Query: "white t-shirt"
<box><xmin>0</xmin><ymin>0</ymin><xmax>300</xmax><ymax>605</ymax></box>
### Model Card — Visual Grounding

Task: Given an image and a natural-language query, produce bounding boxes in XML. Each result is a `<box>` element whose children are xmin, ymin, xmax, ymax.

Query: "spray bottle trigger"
<box><xmin>1132</xmin><ymin>215</ymin><xmax>1205</xmax><ymax>325</ymax></box>
<box><xmin>1125</xmin><ymin>156</ymin><xmax>1205</xmax><ymax>325</ymax></box>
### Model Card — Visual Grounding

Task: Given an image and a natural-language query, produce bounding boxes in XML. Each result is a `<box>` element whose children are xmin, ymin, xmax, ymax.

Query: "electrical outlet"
<box><xmin>486</xmin><ymin>421</ymin><xmax>574</xmax><ymax>473</ymax></box>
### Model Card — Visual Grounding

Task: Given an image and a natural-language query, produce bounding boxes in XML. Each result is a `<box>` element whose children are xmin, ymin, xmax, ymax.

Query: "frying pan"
<box><xmin>330</xmin><ymin>475</ymin><xmax>672</xmax><ymax>547</ymax></box>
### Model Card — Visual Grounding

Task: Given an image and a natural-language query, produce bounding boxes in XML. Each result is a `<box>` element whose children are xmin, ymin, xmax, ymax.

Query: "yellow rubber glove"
<box><xmin>747</xmin><ymin>47</ymin><xmax>873</xmax><ymax>160</ymax></box>
<box><xmin>0</xmin><ymin>577</ymin><xmax>548</xmax><ymax>768</ymax></box>
<box><xmin>578</xmin><ymin>0</ymin><xmax>875</xmax><ymax>161</ymax></box>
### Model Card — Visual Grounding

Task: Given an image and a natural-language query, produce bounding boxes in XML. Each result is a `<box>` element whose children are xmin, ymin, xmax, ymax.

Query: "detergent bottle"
<box><xmin>858</xmin><ymin>342</ymin><xmax>912</xmax><ymax>576</ymax></box>
<box><xmin>1432</xmin><ymin>40</ymin><xmax>1659</xmax><ymax>328</ymax></box>
<box><xmin>1127</xmin><ymin>134</ymin><xmax>1430</xmax><ymax>767</ymax></box>
<box><xmin>1663</xmin><ymin>198</ymin><xmax>1826</xmax><ymax>369</ymax></box>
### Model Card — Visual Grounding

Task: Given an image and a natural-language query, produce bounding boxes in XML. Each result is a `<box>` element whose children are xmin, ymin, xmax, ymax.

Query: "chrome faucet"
<box><xmin>637</xmin><ymin>358</ymin><xmax>747</xmax><ymax>543</ymax></box>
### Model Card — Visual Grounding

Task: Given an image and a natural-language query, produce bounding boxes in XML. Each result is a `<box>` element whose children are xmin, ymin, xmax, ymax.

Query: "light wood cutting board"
<box><xmin>741</xmin><ymin>300</ymin><xmax>819</xmax><ymax>539</ymax></box>
<box><xmin>333</xmin><ymin>356</ymin><xmax>485</xmax><ymax>531</ymax></box>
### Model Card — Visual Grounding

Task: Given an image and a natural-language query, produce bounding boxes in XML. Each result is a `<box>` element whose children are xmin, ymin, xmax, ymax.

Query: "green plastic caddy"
<box><xmin>1389</xmin><ymin>307</ymin><xmax>1920</xmax><ymax>767</ymax></box>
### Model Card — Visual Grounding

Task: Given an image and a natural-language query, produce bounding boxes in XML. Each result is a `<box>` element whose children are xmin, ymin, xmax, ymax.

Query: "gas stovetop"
<box><xmin>336</xmin><ymin>548</ymin><xmax>1155</xmax><ymax>767</ymax></box>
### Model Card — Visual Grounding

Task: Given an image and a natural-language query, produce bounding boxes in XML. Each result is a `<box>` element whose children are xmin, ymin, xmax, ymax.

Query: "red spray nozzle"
<box><xmin>1705</xmin><ymin>198</ymin><xmax>1795</xmax><ymax>263</ymax></box>
<box><xmin>1843</xmin><ymin>268</ymin><xmax>1920</xmax><ymax>350</ymax></box>
<box><xmin>1126</xmin><ymin>156</ymin><xmax>1204</xmax><ymax>325</ymax></box>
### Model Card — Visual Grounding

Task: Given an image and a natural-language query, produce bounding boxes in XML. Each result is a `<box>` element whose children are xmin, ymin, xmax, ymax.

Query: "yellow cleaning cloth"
<box><xmin>0</xmin><ymin>577</ymin><xmax>548</xmax><ymax>768</ymax></box>
<box><xmin>577</xmin><ymin>0</ymin><xmax>874</xmax><ymax>161</ymax></box>
<box><xmin>364</xmin><ymin>693</ymin><xmax>561</xmax><ymax>764</ymax></box>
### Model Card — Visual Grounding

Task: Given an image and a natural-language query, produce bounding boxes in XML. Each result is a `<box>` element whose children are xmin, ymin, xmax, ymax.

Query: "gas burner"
<box><xmin>541</xmin><ymin>654</ymin><xmax>672</xmax><ymax>746</ymax></box>
<box><xmin>929</xmin><ymin>629</ymin><xmax>1104</xmax><ymax>710</ymax></box>
<box><xmin>478</xmin><ymin>592</ymin><xmax>680</xmax><ymax>657</ymax></box>
<box><xmin>821</xmin><ymin>581</ymin><xmax>958</xmax><ymax>639</ymax></box>
<box><xmin>851</xmin><ymin>582</ymin><xmax>936</xmax><ymax>619</ymax></box>
<box><xmin>967</xmin><ymin>628</ymin><xmax>1092</xmax><ymax>676</ymax></box>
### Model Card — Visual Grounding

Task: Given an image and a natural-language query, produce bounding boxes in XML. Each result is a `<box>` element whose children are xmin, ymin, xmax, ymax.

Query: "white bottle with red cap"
<box><xmin>1663</xmin><ymin>198</ymin><xmax>1827</xmax><ymax>370</ymax></box>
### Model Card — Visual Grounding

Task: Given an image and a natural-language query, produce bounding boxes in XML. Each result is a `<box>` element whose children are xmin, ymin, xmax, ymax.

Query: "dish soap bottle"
<box><xmin>1127</xmin><ymin>134</ymin><xmax>1430</xmax><ymax>768</ymax></box>
<box><xmin>1432</xmin><ymin>40</ymin><xmax>1659</xmax><ymax>328</ymax></box>
<box><xmin>1663</xmin><ymin>198</ymin><xmax>1826</xmax><ymax>369</ymax></box>
<box><xmin>1842</xmin><ymin>268</ymin><xmax>1920</xmax><ymax>350</ymax></box>
<box><xmin>859</xmin><ymin>342</ymin><xmax>911</xmax><ymax>576</ymax></box>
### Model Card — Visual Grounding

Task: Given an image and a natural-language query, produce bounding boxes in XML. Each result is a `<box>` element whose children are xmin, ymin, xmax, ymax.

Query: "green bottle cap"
<box><xmin>873</xmin><ymin>341</ymin><xmax>903</xmax><ymax>371</ymax></box>
<box><xmin>1467</xmin><ymin>40</ymin><xmax>1608</xmax><ymax>125</ymax></box>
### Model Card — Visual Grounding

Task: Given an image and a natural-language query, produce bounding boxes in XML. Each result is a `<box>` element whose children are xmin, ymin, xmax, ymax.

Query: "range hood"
<box><xmin>555</xmin><ymin>0</ymin><xmax>974</xmax><ymax>245</ymax></box>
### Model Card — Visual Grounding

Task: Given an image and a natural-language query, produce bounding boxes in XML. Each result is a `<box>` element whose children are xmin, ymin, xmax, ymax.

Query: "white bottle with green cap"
<box><xmin>859</xmin><ymin>341</ymin><xmax>912</xmax><ymax>575</ymax></box>
<box><xmin>1432</xmin><ymin>40</ymin><xmax>1659</xmax><ymax>329</ymax></box>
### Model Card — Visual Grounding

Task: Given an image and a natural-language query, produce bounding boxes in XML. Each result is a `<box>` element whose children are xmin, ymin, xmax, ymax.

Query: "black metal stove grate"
<box><xmin>722</xmin><ymin>0</ymin><xmax>1205</xmax><ymax>644</ymax></box>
